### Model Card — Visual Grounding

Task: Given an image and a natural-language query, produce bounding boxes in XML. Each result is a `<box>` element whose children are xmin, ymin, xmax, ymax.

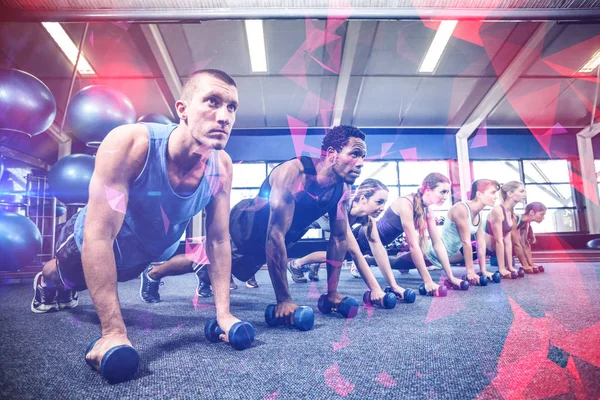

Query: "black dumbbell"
<box><xmin>517</xmin><ymin>267</ymin><xmax>525</xmax><ymax>278</ymax></box>
<box><xmin>204</xmin><ymin>319</ymin><xmax>255</xmax><ymax>350</ymax></box>
<box><xmin>418</xmin><ymin>283</ymin><xmax>448</xmax><ymax>297</ymax></box>
<box><xmin>85</xmin><ymin>338</ymin><xmax>139</xmax><ymax>384</ymax></box>
<box><xmin>264</xmin><ymin>304</ymin><xmax>314</xmax><ymax>331</ymax></box>
<box><xmin>479</xmin><ymin>271</ymin><xmax>501</xmax><ymax>283</ymax></box>
<box><xmin>537</xmin><ymin>265</ymin><xmax>545</xmax><ymax>273</ymax></box>
<box><xmin>384</xmin><ymin>287</ymin><xmax>417</xmax><ymax>303</ymax></box>
<box><xmin>443</xmin><ymin>279</ymin><xmax>470</xmax><ymax>291</ymax></box>
<box><xmin>317</xmin><ymin>294</ymin><xmax>359</xmax><ymax>318</ymax></box>
<box><xmin>462</xmin><ymin>274</ymin><xmax>488</xmax><ymax>286</ymax></box>
<box><xmin>363</xmin><ymin>290</ymin><xmax>397</xmax><ymax>309</ymax></box>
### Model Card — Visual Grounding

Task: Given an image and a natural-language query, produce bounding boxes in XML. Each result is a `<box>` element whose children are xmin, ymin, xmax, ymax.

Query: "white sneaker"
<box><xmin>349</xmin><ymin>263</ymin><xmax>361</xmax><ymax>278</ymax></box>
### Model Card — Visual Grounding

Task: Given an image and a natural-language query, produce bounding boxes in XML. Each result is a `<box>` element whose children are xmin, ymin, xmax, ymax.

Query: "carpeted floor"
<box><xmin>1</xmin><ymin>262</ymin><xmax>599</xmax><ymax>400</ymax></box>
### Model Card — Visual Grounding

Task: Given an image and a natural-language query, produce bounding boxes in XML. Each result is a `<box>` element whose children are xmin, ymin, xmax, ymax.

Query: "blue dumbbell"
<box><xmin>479</xmin><ymin>271</ymin><xmax>501</xmax><ymax>283</ymax></box>
<box><xmin>363</xmin><ymin>290</ymin><xmax>397</xmax><ymax>309</ymax></box>
<box><xmin>461</xmin><ymin>274</ymin><xmax>488</xmax><ymax>286</ymax></box>
<box><xmin>384</xmin><ymin>287</ymin><xmax>417</xmax><ymax>303</ymax></box>
<box><xmin>264</xmin><ymin>304</ymin><xmax>314</xmax><ymax>331</ymax></box>
<box><xmin>85</xmin><ymin>338</ymin><xmax>139</xmax><ymax>384</ymax></box>
<box><xmin>418</xmin><ymin>283</ymin><xmax>448</xmax><ymax>297</ymax></box>
<box><xmin>317</xmin><ymin>294</ymin><xmax>359</xmax><ymax>318</ymax></box>
<box><xmin>204</xmin><ymin>319</ymin><xmax>255</xmax><ymax>350</ymax></box>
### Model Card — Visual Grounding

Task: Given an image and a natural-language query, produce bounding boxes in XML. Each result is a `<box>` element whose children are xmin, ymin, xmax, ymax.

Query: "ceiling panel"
<box><xmin>262</xmin><ymin>76</ymin><xmax>338</xmax><ymax>127</ymax></box>
<box><xmin>159</xmin><ymin>23</ymin><xmax>194</xmax><ymax>77</ymax></box>
<box><xmin>266</xmin><ymin>19</ymin><xmax>345</xmax><ymax>77</ymax></box>
<box><xmin>525</xmin><ymin>23</ymin><xmax>600</xmax><ymax>77</ymax></box>
<box><xmin>0</xmin><ymin>22</ymin><xmax>73</xmax><ymax>78</ymax></box>
<box><xmin>486</xmin><ymin>77</ymin><xmax>585</xmax><ymax>128</ymax></box>
<box><xmin>63</xmin><ymin>22</ymin><xmax>154</xmax><ymax>77</ymax></box>
<box><xmin>182</xmin><ymin>21</ymin><xmax>251</xmax><ymax>76</ymax></box>
<box><xmin>353</xmin><ymin>77</ymin><xmax>420</xmax><ymax>126</ymax></box>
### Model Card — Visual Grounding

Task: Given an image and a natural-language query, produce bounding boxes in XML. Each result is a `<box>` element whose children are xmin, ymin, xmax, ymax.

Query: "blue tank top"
<box><xmin>74</xmin><ymin>123</ymin><xmax>220</xmax><ymax>270</ymax></box>
<box><xmin>229</xmin><ymin>156</ymin><xmax>345</xmax><ymax>253</ymax></box>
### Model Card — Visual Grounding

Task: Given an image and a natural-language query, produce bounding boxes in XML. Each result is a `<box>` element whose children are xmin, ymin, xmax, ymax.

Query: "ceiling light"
<box><xmin>579</xmin><ymin>50</ymin><xmax>600</xmax><ymax>73</ymax></box>
<box><xmin>245</xmin><ymin>20</ymin><xmax>268</xmax><ymax>73</ymax></box>
<box><xmin>42</xmin><ymin>22</ymin><xmax>95</xmax><ymax>75</ymax></box>
<box><xmin>419</xmin><ymin>20</ymin><xmax>458</xmax><ymax>73</ymax></box>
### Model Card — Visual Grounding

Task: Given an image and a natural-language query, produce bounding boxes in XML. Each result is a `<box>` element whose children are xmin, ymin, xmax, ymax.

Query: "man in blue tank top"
<box><xmin>31</xmin><ymin>69</ymin><xmax>242</xmax><ymax>370</ymax></box>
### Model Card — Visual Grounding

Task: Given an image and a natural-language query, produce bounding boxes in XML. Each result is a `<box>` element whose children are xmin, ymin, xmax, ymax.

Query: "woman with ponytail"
<box><xmin>425</xmin><ymin>179</ymin><xmax>501</xmax><ymax>286</ymax></box>
<box><xmin>356</xmin><ymin>172</ymin><xmax>452</xmax><ymax>296</ymax></box>
<box><xmin>483</xmin><ymin>181</ymin><xmax>526</xmax><ymax>279</ymax></box>
<box><xmin>288</xmin><ymin>179</ymin><xmax>414</xmax><ymax>305</ymax></box>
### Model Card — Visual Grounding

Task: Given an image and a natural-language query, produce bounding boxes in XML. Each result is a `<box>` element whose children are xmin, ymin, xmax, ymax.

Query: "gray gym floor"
<box><xmin>1</xmin><ymin>262</ymin><xmax>599</xmax><ymax>399</ymax></box>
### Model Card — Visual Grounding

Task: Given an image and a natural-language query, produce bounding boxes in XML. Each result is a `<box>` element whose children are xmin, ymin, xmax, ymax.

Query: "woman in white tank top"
<box><xmin>428</xmin><ymin>179</ymin><xmax>500</xmax><ymax>285</ymax></box>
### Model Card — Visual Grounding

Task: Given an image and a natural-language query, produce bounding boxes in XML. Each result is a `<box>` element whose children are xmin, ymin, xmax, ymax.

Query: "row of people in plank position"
<box><xmin>29</xmin><ymin>69</ymin><xmax>545</xmax><ymax>384</ymax></box>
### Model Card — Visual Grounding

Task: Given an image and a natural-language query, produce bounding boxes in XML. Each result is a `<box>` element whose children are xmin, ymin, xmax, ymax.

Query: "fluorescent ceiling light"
<box><xmin>245</xmin><ymin>20</ymin><xmax>267</xmax><ymax>73</ymax></box>
<box><xmin>579</xmin><ymin>50</ymin><xmax>600</xmax><ymax>73</ymax></box>
<box><xmin>42</xmin><ymin>22</ymin><xmax>95</xmax><ymax>75</ymax></box>
<box><xmin>419</xmin><ymin>20</ymin><xmax>458</xmax><ymax>73</ymax></box>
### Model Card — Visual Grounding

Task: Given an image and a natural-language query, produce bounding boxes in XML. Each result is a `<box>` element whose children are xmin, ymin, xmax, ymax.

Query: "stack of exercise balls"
<box><xmin>0</xmin><ymin>69</ymin><xmax>53</xmax><ymax>271</ymax></box>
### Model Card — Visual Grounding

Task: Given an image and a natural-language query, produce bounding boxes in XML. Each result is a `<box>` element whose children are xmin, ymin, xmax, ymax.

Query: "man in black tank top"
<box><xmin>229</xmin><ymin>125</ymin><xmax>366</xmax><ymax>323</ymax></box>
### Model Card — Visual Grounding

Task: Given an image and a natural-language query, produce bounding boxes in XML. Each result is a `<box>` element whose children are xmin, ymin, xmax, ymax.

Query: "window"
<box><xmin>523</xmin><ymin>160</ymin><xmax>576</xmax><ymax>233</ymax></box>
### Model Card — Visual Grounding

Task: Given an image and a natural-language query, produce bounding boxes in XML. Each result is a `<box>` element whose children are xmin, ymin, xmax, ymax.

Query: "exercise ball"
<box><xmin>66</xmin><ymin>85</ymin><xmax>136</xmax><ymax>146</ymax></box>
<box><xmin>48</xmin><ymin>154</ymin><xmax>95</xmax><ymax>204</ymax></box>
<box><xmin>0</xmin><ymin>211</ymin><xmax>42</xmax><ymax>271</ymax></box>
<box><xmin>0</xmin><ymin>68</ymin><xmax>56</xmax><ymax>137</ymax></box>
<box><xmin>138</xmin><ymin>113</ymin><xmax>172</xmax><ymax>124</ymax></box>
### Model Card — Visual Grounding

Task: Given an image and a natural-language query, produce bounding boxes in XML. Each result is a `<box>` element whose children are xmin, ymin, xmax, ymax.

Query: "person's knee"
<box><xmin>42</xmin><ymin>259</ymin><xmax>59</xmax><ymax>285</ymax></box>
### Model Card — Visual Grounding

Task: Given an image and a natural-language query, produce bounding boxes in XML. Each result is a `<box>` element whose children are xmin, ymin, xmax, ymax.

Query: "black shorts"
<box><xmin>55</xmin><ymin>212</ymin><xmax>149</xmax><ymax>291</ymax></box>
<box><xmin>230</xmin><ymin>240</ymin><xmax>267</xmax><ymax>282</ymax></box>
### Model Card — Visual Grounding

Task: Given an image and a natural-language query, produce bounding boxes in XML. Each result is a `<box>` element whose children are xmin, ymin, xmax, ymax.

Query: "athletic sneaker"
<box><xmin>287</xmin><ymin>260</ymin><xmax>307</xmax><ymax>283</ymax></box>
<box><xmin>307</xmin><ymin>263</ymin><xmax>320</xmax><ymax>281</ymax></box>
<box><xmin>246</xmin><ymin>275</ymin><xmax>259</xmax><ymax>288</ymax></box>
<box><xmin>230</xmin><ymin>276</ymin><xmax>238</xmax><ymax>290</ymax></box>
<box><xmin>140</xmin><ymin>265</ymin><xmax>163</xmax><ymax>303</ymax></box>
<box><xmin>56</xmin><ymin>286</ymin><xmax>78</xmax><ymax>310</ymax></box>
<box><xmin>31</xmin><ymin>272</ymin><xmax>58</xmax><ymax>313</ymax></box>
<box><xmin>197</xmin><ymin>281</ymin><xmax>213</xmax><ymax>297</ymax></box>
<box><xmin>349</xmin><ymin>262</ymin><xmax>361</xmax><ymax>278</ymax></box>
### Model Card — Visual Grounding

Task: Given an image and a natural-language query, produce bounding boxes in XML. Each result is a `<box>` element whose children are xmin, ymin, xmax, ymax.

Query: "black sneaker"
<box><xmin>287</xmin><ymin>260</ymin><xmax>307</xmax><ymax>283</ymax></box>
<box><xmin>31</xmin><ymin>272</ymin><xmax>58</xmax><ymax>313</ymax></box>
<box><xmin>197</xmin><ymin>281</ymin><xmax>213</xmax><ymax>297</ymax></box>
<box><xmin>246</xmin><ymin>275</ymin><xmax>259</xmax><ymax>288</ymax></box>
<box><xmin>56</xmin><ymin>286</ymin><xmax>79</xmax><ymax>310</ymax></box>
<box><xmin>307</xmin><ymin>263</ymin><xmax>320</xmax><ymax>281</ymax></box>
<box><xmin>140</xmin><ymin>265</ymin><xmax>163</xmax><ymax>303</ymax></box>
<box><xmin>230</xmin><ymin>276</ymin><xmax>238</xmax><ymax>290</ymax></box>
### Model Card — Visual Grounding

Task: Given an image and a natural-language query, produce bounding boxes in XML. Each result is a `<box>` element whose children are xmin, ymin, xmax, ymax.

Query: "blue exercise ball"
<box><xmin>0</xmin><ymin>68</ymin><xmax>56</xmax><ymax>137</ymax></box>
<box><xmin>137</xmin><ymin>113</ymin><xmax>172</xmax><ymax>124</ymax></box>
<box><xmin>56</xmin><ymin>205</ymin><xmax>67</xmax><ymax>217</ymax></box>
<box><xmin>66</xmin><ymin>85</ymin><xmax>136</xmax><ymax>146</ymax></box>
<box><xmin>48</xmin><ymin>154</ymin><xmax>95</xmax><ymax>204</ymax></box>
<box><xmin>0</xmin><ymin>211</ymin><xmax>42</xmax><ymax>271</ymax></box>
